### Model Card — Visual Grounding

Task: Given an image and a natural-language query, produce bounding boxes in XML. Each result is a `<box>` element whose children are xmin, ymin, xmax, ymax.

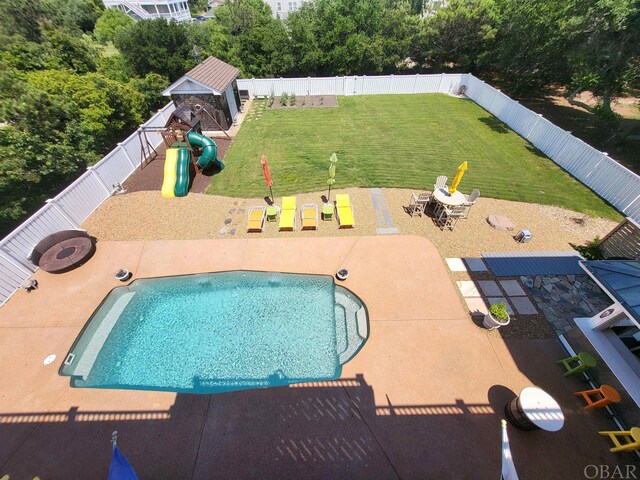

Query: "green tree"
<box><xmin>214</xmin><ymin>0</ymin><xmax>273</xmax><ymax>36</ymax></box>
<box><xmin>564</xmin><ymin>0</ymin><xmax>640</xmax><ymax>118</ymax></box>
<box><xmin>129</xmin><ymin>73</ymin><xmax>170</xmax><ymax>117</ymax></box>
<box><xmin>492</xmin><ymin>0</ymin><xmax>570</xmax><ymax>93</ymax></box>
<box><xmin>114</xmin><ymin>19</ymin><xmax>193</xmax><ymax>81</ymax></box>
<box><xmin>417</xmin><ymin>0</ymin><xmax>498</xmax><ymax>72</ymax></box>
<box><xmin>94</xmin><ymin>8</ymin><xmax>135</xmax><ymax>44</ymax></box>
<box><xmin>50</xmin><ymin>0</ymin><xmax>103</xmax><ymax>33</ymax></box>
<box><xmin>0</xmin><ymin>0</ymin><xmax>53</xmax><ymax>42</ymax></box>
<box><xmin>42</xmin><ymin>27</ymin><xmax>98</xmax><ymax>73</ymax></box>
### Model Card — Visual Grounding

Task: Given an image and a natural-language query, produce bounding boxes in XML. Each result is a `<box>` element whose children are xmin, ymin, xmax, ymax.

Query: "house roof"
<box><xmin>582</xmin><ymin>260</ymin><xmax>640</xmax><ymax>323</ymax></box>
<box><xmin>162</xmin><ymin>57</ymin><xmax>239</xmax><ymax>96</ymax></box>
<box><xmin>187</xmin><ymin>56</ymin><xmax>239</xmax><ymax>91</ymax></box>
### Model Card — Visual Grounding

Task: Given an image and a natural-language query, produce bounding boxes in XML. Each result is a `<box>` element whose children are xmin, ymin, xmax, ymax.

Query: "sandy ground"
<box><xmin>82</xmin><ymin>188</ymin><xmax>618</xmax><ymax>259</ymax></box>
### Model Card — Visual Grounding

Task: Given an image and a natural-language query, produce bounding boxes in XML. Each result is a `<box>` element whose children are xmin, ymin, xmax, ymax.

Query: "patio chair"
<box><xmin>408</xmin><ymin>192</ymin><xmax>431</xmax><ymax>217</ymax></box>
<box><xmin>301</xmin><ymin>203</ymin><xmax>318</xmax><ymax>230</ymax></box>
<box><xmin>247</xmin><ymin>206</ymin><xmax>266</xmax><ymax>232</ymax></box>
<box><xmin>434</xmin><ymin>175</ymin><xmax>448</xmax><ymax>191</ymax></box>
<box><xmin>279</xmin><ymin>196</ymin><xmax>296</xmax><ymax>231</ymax></box>
<box><xmin>599</xmin><ymin>427</ymin><xmax>640</xmax><ymax>453</ymax></box>
<box><xmin>556</xmin><ymin>352</ymin><xmax>597</xmax><ymax>377</ymax></box>
<box><xmin>335</xmin><ymin>194</ymin><xmax>355</xmax><ymax>228</ymax></box>
<box><xmin>461</xmin><ymin>189</ymin><xmax>480</xmax><ymax>219</ymax></box>
<box><xmin>437</xmin><ymin>205</ymin><xmax>465</xmax><ymax>231</ymax></box>
<box><xmin>575</xmin><ymin>385</ymin><xmax>621</xmax><ymax>411</ymax></box>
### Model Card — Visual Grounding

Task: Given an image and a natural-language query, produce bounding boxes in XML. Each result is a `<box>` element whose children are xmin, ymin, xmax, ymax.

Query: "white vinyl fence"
<box><xmin>238</xmin><ymin>74</ymin><xmax>640</xmax><ymax>223</ymax></box>
<box><xmin>0</xmin><ymin>102</ymin><xmax>175</xmax><ymax>305</ymax></box>
<box><xmin>237</xmin><ymin>73</ymin><xmax>468</xmax><ymax>97</ymax></box>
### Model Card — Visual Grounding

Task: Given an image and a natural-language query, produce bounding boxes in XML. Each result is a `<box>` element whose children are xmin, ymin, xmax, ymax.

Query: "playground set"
<box><xmin>137</xmin><ymin>105</ymin><xmax>225</xmax><ymax>198</ymax></box>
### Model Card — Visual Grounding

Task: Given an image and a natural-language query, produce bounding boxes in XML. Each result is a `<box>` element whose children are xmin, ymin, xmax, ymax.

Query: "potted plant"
<box><xmin>483</xmin><ymin>301</ymin><xmax>510</xmax><ymax>329</ymax></box>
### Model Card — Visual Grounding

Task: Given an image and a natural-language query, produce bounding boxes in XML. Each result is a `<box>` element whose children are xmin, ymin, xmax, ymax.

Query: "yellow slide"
<box><xmin>161</xmin><ymin>148</ymin><xmax>179</xmax><ymax>198</ymax></box>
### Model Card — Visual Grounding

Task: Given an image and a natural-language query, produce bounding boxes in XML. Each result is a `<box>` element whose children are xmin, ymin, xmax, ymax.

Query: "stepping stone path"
<box><xmin>370</xmin><ymin>188</ymin><xmax>399</xmax><ymax>235</ymax></box>
<box><xmin>521</xmin><ymin>274</ymin><xmax>611</xmax><ymax>335</ymax></box>
<box><xmin>220</xmin><ymin>203</ymin><xmax>246</xmax><ymax>236</ymax></box>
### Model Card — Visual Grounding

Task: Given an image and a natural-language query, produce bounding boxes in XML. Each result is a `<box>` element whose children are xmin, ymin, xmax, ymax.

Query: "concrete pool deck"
<box><xmin>0</xmin><ymin>236</ymin><xmax>636</xmax><ymax>478</ymax></box>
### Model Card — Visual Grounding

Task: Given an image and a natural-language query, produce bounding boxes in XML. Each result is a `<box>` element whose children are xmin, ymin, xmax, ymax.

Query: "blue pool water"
<box><xmin>60</xmin><ymin>271</ymin><xmax>368</xmax><ymax>394</ymax></box>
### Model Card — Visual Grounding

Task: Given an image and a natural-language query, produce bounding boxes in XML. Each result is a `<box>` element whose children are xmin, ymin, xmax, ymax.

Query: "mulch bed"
<box><xmin>270</xmin><ymin>95</ymin><xmax>338</xmax><ymax>109</ymax></box>
<box><xmin>123</xmin><ymin>137</ymin><xmax>232</xmax><ymax>194</ymax></box>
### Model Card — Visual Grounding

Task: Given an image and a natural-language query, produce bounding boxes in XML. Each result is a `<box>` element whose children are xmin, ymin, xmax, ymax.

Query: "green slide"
<box><xmin>174</xmin><ymin>147</ymin><xmax>191</xmax><ymax>197</ymax></box>
<box><xmin>187</xmin><ymin>131</ymin><xmax>225</xmax><ymax>170</ymax></box>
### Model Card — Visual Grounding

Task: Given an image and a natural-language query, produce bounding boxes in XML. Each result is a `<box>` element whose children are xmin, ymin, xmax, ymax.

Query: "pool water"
<box><xmin>60</xmin><ymin>271</ymin><xmax>368</xmax><ymax>394</ymax></box>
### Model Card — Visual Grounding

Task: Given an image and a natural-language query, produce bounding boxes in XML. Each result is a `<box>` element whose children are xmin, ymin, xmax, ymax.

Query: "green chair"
<box><xmin>556</xmin><ymin>352</ymin><xmax>597</xmax><ymax>377</ymax></box>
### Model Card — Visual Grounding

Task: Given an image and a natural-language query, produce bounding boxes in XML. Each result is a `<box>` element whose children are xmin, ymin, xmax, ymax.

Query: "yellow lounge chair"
<box><xmin>279</xmin><ymin>196</ymin><xmax>296</xmax><ymax>231</ymax></box>
<box><xmin>335</xmin><ymin>194</ymin><xmax>354</xmax><ymax>228</ymax></box>
<box><xmin>301</xmin><ymin>204</ymin><xmax>318</xmax><ymax>230</ymax></box>
<box><xmin>247</xmin><ymin>206</ymin><xmax>266</xmax><ymax>232</ymax></box>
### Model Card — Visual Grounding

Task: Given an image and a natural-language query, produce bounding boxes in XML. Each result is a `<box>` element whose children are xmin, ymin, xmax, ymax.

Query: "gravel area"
<box><xmin>83</xmin><ymin>188</ymin><xmax>618</xmax><ymax>259</ymax></box>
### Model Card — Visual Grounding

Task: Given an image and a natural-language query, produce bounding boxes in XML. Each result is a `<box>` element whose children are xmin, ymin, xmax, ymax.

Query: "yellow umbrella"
<box><xmin>449</xmin><ymin>161</ymin><xmax>468</xmax><ymax>194</ymax></box>
<box><xmin>327</xmin><ymin>153</ymin><xmax>338</xmax><ymax>200</ymax></box>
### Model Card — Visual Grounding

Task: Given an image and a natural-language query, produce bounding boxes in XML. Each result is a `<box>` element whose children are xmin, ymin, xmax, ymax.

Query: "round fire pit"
<box><xmin>31</xmin><ymin>230</ymin><xmax>96</xmax><ymax>273</ymax></box>
<box><xmin>336</xmin><ymin>268</ymin><xmax>349</xmax><ymax>281</ymax></box>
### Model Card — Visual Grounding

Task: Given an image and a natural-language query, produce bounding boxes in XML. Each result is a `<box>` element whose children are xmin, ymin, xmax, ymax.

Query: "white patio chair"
<box><xmin>434</xmin><ymin>176</ymin><xmax>448</xmax><ymax>191</ymax></box>
<box><xmin>437</xmin><ymin>205</ymin><xmax>466</xmax><ymax>231</ymax></box>
<box><xmin>408</xmin><ymin>192</ymin><xmax>431</xmax><ymax>217</ymax></box>
<box><xmin>461</xmin><ymin>189</ymin><xmax>480</xmax><ymax>219</ymax></box>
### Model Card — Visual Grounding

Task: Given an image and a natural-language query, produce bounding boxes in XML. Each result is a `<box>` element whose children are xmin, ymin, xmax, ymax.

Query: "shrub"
<box><xmin>290</xmin><ymin>92</ymin><xmax>296</xmax><ymax>106</ymax></box>
<box><xmin>574</xmin><ymin>236</ymin><xmax>604</xmax><ymax>260</ymax></box>
<box><xmin>280</xmin><ymin>92</ymin><xmax>288</xmax><ymax>106</ymax></box>
<box><xmin>267</xmin><ymin>94</ymin><xmax>274</xmax><ymax>107</ymax></box>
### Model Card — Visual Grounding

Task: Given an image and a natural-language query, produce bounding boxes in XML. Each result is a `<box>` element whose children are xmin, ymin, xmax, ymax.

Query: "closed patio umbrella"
<box><xmin>109</xmin><ymin>431</ymin><xmax>138</xmax><ymax>480</ymax></box>
<box><xmin>261</xmin><ymin>155</ymin><xmax>273</xmax><ymax>202</ymax></box>
<box><xmin>327</xmin><ymin>153</ymin><xmax>338</xmax><ymax>201</ymax></box>
<box><xmin>449</xmin><ymin>161</ymin><xmax>468</xmax><ymax>194</ymax></box>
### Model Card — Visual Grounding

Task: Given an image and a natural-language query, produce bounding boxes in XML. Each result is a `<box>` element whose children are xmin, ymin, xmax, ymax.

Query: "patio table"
<box><xmin>505</xmin><ymin>386</ymin><xmax>565</xmax><ymax>432</ymax></box>
<box><xmin>433</xmin><ymin>187</ymin><xmax>465</xmax><ymax>207</ymax></box>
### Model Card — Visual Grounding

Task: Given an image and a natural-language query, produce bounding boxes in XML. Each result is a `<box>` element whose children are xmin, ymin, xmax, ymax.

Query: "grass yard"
<box><xmin>208</xmin><ymin>94</ymin><xmax>621</xmax><ymax>220</ymax></box>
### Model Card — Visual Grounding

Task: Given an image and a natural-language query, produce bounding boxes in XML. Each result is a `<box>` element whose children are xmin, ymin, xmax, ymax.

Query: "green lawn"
<box><xmin>208</xmin><ymin>94</ymin><xmax>621</xmax><ymax>220</ymax></box>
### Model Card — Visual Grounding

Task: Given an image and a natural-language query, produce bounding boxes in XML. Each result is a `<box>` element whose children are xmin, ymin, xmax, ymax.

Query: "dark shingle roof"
<box><xmin>184</xmin><ymin>56</ymin><xmax>239</xmax><ymax>93</ymax></box>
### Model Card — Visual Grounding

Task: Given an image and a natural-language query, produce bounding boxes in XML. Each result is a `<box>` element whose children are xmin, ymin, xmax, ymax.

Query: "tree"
<box><xmin>114</xmin><ymin>19</ymin><xmax>193</xmax><ymax>81</ymax></box>
<box><xmin>491</xmin><ymin>0</ymin><xmax>570</xmax><ymax>93</ymax></box>
<box><xmin>214</xmin><ymin>0</ymin><xmax>273</xmax><ymax>36</ymax></box>
<box><xmin>564</xmin><ymin>0</ymin><xmax>640</xmax><ymax>118</ymax></box>
<box><xmin>94</xmin><ymin>8</ymin><xmax>135</xmax><ymax>44</ymax></box>
<box><xmin>42</xmin><ymin>27</ymin><xmax>98</xmax><ymax>73</ymax></box>
<box><xmin>0</xmin><ymin>0</ymin><xmax>53</xmax><ymax>42</ymax></box>
<box><xmin>129</xmin><ymin>73</ymin><xmax>170</xmax><ymax>117</ymax></box>
<box><xmin>50</xmin><ymin>0</ymin><xmax>103</xmax><ymax>33</ymax></box>
<box><xmin>417</xmin><ymin>0</ymin><xmax>498</xmax><ymax>72</ymax></box>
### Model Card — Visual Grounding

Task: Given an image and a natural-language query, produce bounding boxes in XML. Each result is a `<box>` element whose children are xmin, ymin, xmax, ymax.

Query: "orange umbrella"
<box><xmin>261</xmin><ymin>155</ymin><xmax>273</xmax><ymax>201</ymax></box>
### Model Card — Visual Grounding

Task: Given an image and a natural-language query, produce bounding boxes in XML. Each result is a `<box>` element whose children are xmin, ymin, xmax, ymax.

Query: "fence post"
<box><xmin>157</xmin><ymin>107</ymin><xmax>169</xmax><ymax>123</ymax></box>
<box><xmin>119</xmin><ymin>142</ymin><xmax>138</xmax><ymax>170</ymax></box>
<box><xmin>487</xmin><ymin>88</ymin><xmax>499</xmax><ymax>113</ymax></box>
<box><xmin>389</xmin><ymin>75</ymin><xmax>394</xmax><ymax>94</ymax></box>
<box><xmin>88</xmin><ymin>166</ymin><xmax>112</xmax><ymax>196</ymax></box>
<box><xmin>438</xmin><ymin>73</ymin><xmax>444</xmax><ymax>93</ymax></box>
<box><xmin>45</xmin><ymin>199</ymin><xmax>79</xmax><ymax>229</ymax></box>
<box><xmin>413</xmin><ymin>74</ymin><xmax>419</xmax><ymax>94</ymax></box>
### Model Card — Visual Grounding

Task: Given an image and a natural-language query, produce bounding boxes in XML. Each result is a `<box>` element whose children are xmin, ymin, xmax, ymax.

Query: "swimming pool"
<box><xmin>60</xmin><ymin>271</ymin><xmax>368</xmax><ymax>394</ymax></box>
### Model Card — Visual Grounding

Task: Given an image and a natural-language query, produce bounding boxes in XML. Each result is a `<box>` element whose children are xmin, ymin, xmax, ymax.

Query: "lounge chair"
<box><xmin>301</xmin><ymin>203</ymin><xmax>318</xmax><ymax>230</ymax></box>
<box><xmin>247</xmin><ymin>206</ymin><xmax>266</xmax><ymax>232</ymax></box>
<box><xmin>279</xmin><ymin>196</ymin><xmax>296</xmax><ymax>231</ymax></box>
<box><xmin>335</xmin><ymin>194</ymin><xmax>354</xmax><ymax>228</ymax></box>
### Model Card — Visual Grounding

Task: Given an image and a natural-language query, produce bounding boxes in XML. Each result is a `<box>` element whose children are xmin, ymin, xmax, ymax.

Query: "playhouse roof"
<box><xmin>163</xmin><ymin>57</ymin><xmax>239</xmax><ymax>96</ymax></box>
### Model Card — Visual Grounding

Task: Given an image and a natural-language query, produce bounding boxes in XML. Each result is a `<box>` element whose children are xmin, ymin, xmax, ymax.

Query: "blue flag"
<box><xmin>108</xmin><ymin>445</ymin><xmax>138</xmax><ymax>480</ymax></box>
